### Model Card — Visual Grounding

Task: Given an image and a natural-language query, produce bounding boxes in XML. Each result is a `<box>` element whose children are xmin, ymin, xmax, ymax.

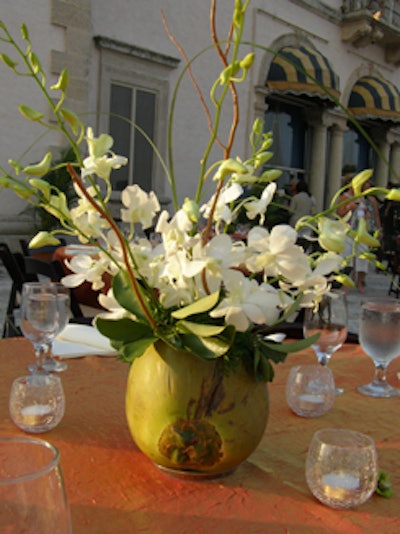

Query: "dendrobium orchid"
<box><xmin>0</xmin><ymin>1</ymin><xmax>393</xmax><ymax>381</ymax></box>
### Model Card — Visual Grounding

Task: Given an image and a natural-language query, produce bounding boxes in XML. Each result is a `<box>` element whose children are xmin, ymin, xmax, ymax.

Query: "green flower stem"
<box><xmin>67</xmin><ymin>164</ymin><xmax>158</xmax><ymax>331</ymax></box>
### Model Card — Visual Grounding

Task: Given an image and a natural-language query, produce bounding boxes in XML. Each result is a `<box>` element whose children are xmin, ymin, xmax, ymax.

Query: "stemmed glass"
<box><xmin>303</xmin><ymin>291</ymin><xmax>348</xmax><ymax>395</ymax></box>
<box><xmin>42</xmin><ymin>284</ymin><xmax>70</xmax><ymax>373</ymax></box>
<box><xmin>20</xmin><ymin>282</ymin><xmax>59</xmax><ymax>375</ymax></box>
<box><xmin>358</xmin><ymin>297</ymin><xmax>400</xmax><ymax>398</ymax></box>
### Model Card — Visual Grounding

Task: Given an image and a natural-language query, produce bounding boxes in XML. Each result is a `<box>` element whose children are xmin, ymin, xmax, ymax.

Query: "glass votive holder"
<box><xmin>286</xmin><ymin>364</ymin><xmax>335</xmax><ymax>417</ymax></box>
<box><xmin>9</xmin><ymin>374</ymin><xmax>65</xmax><ymax>433</ymax></box>
<box><xmin>306</xmin><ymin>428</ymin><xmax>378</xmax><ymax>509</ymax></box>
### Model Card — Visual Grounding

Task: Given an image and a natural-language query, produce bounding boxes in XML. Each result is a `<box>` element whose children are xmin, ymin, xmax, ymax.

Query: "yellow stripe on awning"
<box><xmin>348</xmin><ymin>76</ymin><xmax>400</xmax><ymax>122</ymax></box>
<box><xmin>266</xmin><ymin>45</ymin><xmax>340</xmax><ymax>102</ymax></box>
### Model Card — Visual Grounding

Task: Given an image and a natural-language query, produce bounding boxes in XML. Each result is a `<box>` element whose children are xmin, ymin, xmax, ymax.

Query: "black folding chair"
<box><xmin>0</xmin><ymin>243</ymin><xmax>36</xmax><ymax>337</ymax></box>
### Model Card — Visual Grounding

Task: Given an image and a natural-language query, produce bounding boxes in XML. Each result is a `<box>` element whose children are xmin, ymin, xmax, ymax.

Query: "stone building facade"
<box><xmin>0</xmin><ymin>0</ymin><xmax>399</xmax><ymax>245</ymax></box>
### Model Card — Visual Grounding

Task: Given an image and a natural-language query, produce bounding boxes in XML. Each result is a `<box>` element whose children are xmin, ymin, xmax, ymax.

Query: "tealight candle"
<box><xmin>321</xmin><ymin>472</ymin><xmax>360</xmax><ymax>501</ymax></box>
<box><xmin>306</xmin><ymin>429</ymin><xmax>378</xmax><ymax>509</ymax></box>
<box><xmin>286</xmin><ymin>365</ymin><xmax>335</xmax><ymax>417</ymax></box>
<box><xmin>20</xmin><ymin>404</ymin><xmax>53</xmax><ymax>426</ymax></box>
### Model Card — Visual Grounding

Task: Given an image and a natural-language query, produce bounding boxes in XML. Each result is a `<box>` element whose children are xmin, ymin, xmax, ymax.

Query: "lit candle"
<box><xmin>321</xmin><ymin>471</ymin><xmax>360</xmax><ymax>501</ymax></box>
<box><xmin>20</xmin><ymin>404</ymin><xmax>52</xmax><ymax>426</ymax></box>
<box><xmin>297</xmin><ymin>393</ymin><xmax>325</xmax><ymax>410</ymax></box>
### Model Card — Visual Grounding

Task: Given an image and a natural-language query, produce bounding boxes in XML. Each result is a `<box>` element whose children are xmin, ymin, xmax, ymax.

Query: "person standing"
<box><xmin>289</xmin><ymin>180</ymin><xmax>316</xmax><ymax>250</ymax></box>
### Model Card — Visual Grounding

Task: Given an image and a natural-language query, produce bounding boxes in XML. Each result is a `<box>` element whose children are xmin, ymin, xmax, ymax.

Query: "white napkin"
<box><xmin>52</xmin><ymin>324</ymin><xmax>118</xmax><ymax>358</ymax></box>
<box><xmin>64</xmin><ymin>245</ymin><xmax>97</xmax><ymax>256</ymax></box>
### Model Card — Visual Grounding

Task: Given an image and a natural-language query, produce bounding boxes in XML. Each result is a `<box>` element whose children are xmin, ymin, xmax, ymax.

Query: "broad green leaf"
<box><xmin>112</xmin><ymin>271</ymin><xmax>148</xmax><ymax>322</ymax></box>
<box><xmin>119</xmin><ymin>337</ymin><xmax>156</xmax><ymax>363</ymax></box>
<box><xmin>171</xmin><ymin>291</ymin><xmax>220</xmax><ymax>320</ymax></box>
<box><xmin>175</xmin><ymin>319</ymin><xmax>226</xmax><ymax>337</ymax></box>
<box><xmin>260</xmin><ymin>334</ymin><xmax>320</xmax><ymax>355</ymax></box>
<box><xmin>95</xmin><ymin>316</ymin><xmax>152</xmax><ymax>342</ymax></box>
<box><xmin>180</xmin><ymin>333</ymin><xmax>230</xmax><ymax>359</ymax></box>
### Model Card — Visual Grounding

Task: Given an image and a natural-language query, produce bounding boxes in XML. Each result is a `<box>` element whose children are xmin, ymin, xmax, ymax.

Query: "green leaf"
<box><xmin>180</xmin><ymin>333</ymin><xmax>230</xmax><ymax>359</ymax></box>
<box><xmin>175</xmin><ymin>320</ymin><xmax>226</xmax><ymax>337</ymax></box>
<box><xmin>171</xmin><ymin>291</ymin><xmax>220</xmax><ymax>319</ymax></box>
<box><xmin>112</xmin><ymin>271</ymin><xmax>148</xmax><ymax>322</ymax></box>
<box><xmin>95</xmin><ymin>316</ymin><xmax>152</xmax><ymax>342</ymax></box>
<box><xmin>118</xmin><ymin>337</ymin><xmax>156</xmax><ymax>363</ymax></box>
<box><xmin>260</xmin><ymin>334</ymin><xmax>320</xmax><ymax>355</ymax></box>
<box><xmin>375</xmin><ymin>471</ymin><xmax>393</xmax><ymax>498</ymax></box>
<box><xmin>18</xmin><ymin>104</ymin><xmax>44</xmax><ymax>121</ymax></box>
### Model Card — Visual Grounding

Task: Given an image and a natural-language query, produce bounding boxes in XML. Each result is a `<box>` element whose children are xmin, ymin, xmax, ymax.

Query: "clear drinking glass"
<box><xmin>358</xmin><ymin>297</ymin><xmax>400</xmax><ymax>398</ymax></box>
<box><xmin>286</xmin><ymin>364</ymin><xmax>335</xmax><ymax>417</ymax></box>
<box><xmin>9</xmin><ymin>374</ymin><xmax>65</xmax><ymax>433</ymax></box>
<box><xmin>306</xmin><ymin>428</ymin><xmax>378</xmax><ymax>509</ymax></box>
<box><xmin>303</xmin><ymin>291</ymin><xmax>348</xmax><ymax>395</ymax></box>
<box><xmin>43</xmin><ymin>284</ymin><xmax>70</xmax><ymax>373</ymax></box>
<box><xmin>20</xmin><ymin>282</ymin><xmax>59</xmax><ymax>374</ymax></box>
<box><xmin>0</xmin><ymin>436</ymin><xmax>71</xmax><ymax>533</ymax></box>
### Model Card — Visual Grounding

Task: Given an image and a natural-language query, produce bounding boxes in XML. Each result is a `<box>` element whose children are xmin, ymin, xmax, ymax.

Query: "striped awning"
<box><xmin>266</xmin><ymin>45</ymin><xmax>340</xmax><ymax>102</ymax></box>
<box><xmin>348</xmin><ymin>76</ymin><xmax>400</xmax><ymax>122</ymax></box>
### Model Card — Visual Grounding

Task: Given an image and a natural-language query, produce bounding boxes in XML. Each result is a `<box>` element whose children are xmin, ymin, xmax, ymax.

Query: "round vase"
<box><xmin>125</xmin><ymin>340</ymin><xmax>269</xmax><ymax>477</ymax></box>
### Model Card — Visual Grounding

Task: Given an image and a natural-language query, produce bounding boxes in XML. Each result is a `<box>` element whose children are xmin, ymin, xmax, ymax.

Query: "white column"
<box><xmin>375</xmin><ymin>140</ymin><xmax>390</xmax><ymax>188</ymax></box>
<box><xmin>309</xmin><ymin>123</ymin><xmax>328</xmax><ymax>211</ymax></box>
<box><xmin>389</xmin><ymin>142</ymin><xmax>400</xmax><ymax>184</ymax></box>
<box><xmin>326</xmin><ymin>124</ymin><xmax>345</xmax><ymax>205</ymax></box>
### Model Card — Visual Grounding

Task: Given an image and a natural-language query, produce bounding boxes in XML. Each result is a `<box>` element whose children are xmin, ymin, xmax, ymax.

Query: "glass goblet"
<box><xmin>303</xmin><ymin>291</ymin><xmax>348</xmax><ymax>395</ymax></box>
<box><xmin>0</xmin><ymin>436</ymin><xmax>71</xmax><ymax>533</ymax></box>
<box><xmin>358</xmin><ymin>297</ymin><xmax>400</xmax><ymax>398</ymax></box>
<box><xmin>306</xmin><ymin>428</ymin><xmax>378</xmax><ymax>510</ymax></box>
<box><xmin>43</xmin><ymin>284</ymin><xmax>70</xmax><ymax>373</ymax></box>
<box><xmin>20</xmin><ymin>282</ymin><xmax>59</xmax><ymax>375</ymax></box>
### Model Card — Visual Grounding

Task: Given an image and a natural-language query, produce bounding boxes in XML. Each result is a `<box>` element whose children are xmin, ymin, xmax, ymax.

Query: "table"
<box><xmin>1</xmin><ymin>338</ymin><xmax>400</xmax><ymax>533</ymax></box>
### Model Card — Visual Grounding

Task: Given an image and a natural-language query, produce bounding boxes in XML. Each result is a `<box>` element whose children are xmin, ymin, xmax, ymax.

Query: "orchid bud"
<box><xmin>214</xmin><ymin>159</ymin><xmax>247</xmax><ymax>181</ymax></box>
<box><xmin>351</xmin><ymin>169</ymin><xmax>372</xmax><ymax>196</ymax></box>
<box><xmin>239</xmin><ymin>53</ymin><xmax>254</xmax><ymax>70</ymax></box>
<box><xmin>60</xmin><ymin>107</ymin><xmax>82</xmax><ymax>135</ymax></box>
<box><xmin>29</xmin><ymin>178</ymin><xmax>51</xmax><ymax>200</ymax></box>
<box><xmin>182</xmin><ymin>198</ymin><xmax>200</xmax><ymax>223</ymax></box>
<box><xmin>318</xmin><ymin>217</ymin><xmax>348</xmax><ymax>254</ymax></box>
<box><xmin>386</xmin><ymin>188</ymin><xmax>400</xmax><ymax>201</ymax></box>
<box><xmin>23</xmin><ymin>152</ymin><xmax>52</xmax><ymax>176</ymax></box>
<box><xmin>0</xmin><ymin>53</ymin><xmax>18</xmax><ymax>69</ymax></box>
<box><xmin>51</xmin><ymin>69</ymin><xmax>69</xmax><ymax>92</ymax></box>
<box><xmin>355</xmin><ymin>218</ymin><xmax>380</xmax><ymax>248</ymax></box>
<box><xmin>29</xmin><ymin>231</ymin><xmax>62</xmax><ymax>249</ymax></box>
<box><xmin>18</xmin><ymin>104</ymin><xmax>44</xmax><ymax>121</ymax></box>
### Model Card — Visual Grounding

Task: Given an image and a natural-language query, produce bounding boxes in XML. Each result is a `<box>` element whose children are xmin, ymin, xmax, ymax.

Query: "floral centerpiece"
<box><xmin>0</xmin><ymin>0</ymin><xmax>397</xmax><ymax>475</ymax></box>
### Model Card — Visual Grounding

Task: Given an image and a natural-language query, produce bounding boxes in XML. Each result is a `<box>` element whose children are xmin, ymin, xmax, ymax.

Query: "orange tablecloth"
<box><xmin>1</xmin><ymin>338</ymin><xmax>400</xmax><ymax>533</ymax></box>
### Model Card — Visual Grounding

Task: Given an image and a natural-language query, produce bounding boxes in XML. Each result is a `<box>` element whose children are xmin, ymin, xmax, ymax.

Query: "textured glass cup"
<box><xmin>306</xmin><ymin>428</ymin><xmax>378</xmax><ymax>509</ymax></box>
<box><xmin>0</xmin><ymin>436</ymin><xmax>71</xmax><ymax>533</ymax></box>
<box><xmin>9</xmin><ymin>374</ymin><xmax>65</xmax><ymax>433</ymax></box>
<box><xmin>286</xmin><ymin>364</ymin><xmax>335</xmax><ymax>417</ymax></box>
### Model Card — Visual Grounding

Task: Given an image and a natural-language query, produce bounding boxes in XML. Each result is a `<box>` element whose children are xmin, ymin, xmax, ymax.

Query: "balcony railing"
<box><xmin>341</xmin><ymin>1</ymin><xmax>400</xmax><ymax>62</ymax></box>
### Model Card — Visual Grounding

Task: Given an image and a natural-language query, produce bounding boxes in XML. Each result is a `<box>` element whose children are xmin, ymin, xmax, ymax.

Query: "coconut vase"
<box><xmin>125</xmin><ymin>340</ymin><xmax>269</xmax><ymax>478</ymax></box>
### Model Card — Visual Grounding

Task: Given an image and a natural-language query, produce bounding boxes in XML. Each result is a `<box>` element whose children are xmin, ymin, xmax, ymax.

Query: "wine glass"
<box><xmin>42</xmin><ymin>284</ymin><xmax>70</xmax><ymax>373</ymax></box>
<box><xmin>0</xmin><ymin>436</ymin><xmax>71</xmax><ymax>532</ymax></box>
<box><xmin>303</xmin><ymin>291</ymin><xmax>348</xmax><ymax>395</ymax></box>
<box><xmin>20</xmin><ymin>282</ymin><xmax>59</xmax><ymax>375</ymax></box>
<box><xmin>358</xmin><ymin>297</ymin><xmax>400</xmax><ymax>398</ymax></box>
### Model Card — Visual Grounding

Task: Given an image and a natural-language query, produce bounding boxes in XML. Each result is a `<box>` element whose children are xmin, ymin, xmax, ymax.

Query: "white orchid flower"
<box><xmin>82</xmin><ymin>127</ymin><xmax>128</xmax><ymax>182</ymax></box>
<box><xmin>120</xmin><ymin>184</ymin><xmax>160</xmax><ymax>229</ymax></box>
<box><xmin>200</xmin><ymin>183</ymin><xmax>243</xmax><ymax>224</ymax></box>
<box><xmin>245</xmin><ymin>182</ymin><xmax>277</xmax><ymax>223</ymax></box>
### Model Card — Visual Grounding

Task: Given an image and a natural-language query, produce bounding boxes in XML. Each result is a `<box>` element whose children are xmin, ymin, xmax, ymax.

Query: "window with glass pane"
<box><xmin>109</xmin><ymin>83</ymin><xmax>156</xmax><ymax>192</ymax></box>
